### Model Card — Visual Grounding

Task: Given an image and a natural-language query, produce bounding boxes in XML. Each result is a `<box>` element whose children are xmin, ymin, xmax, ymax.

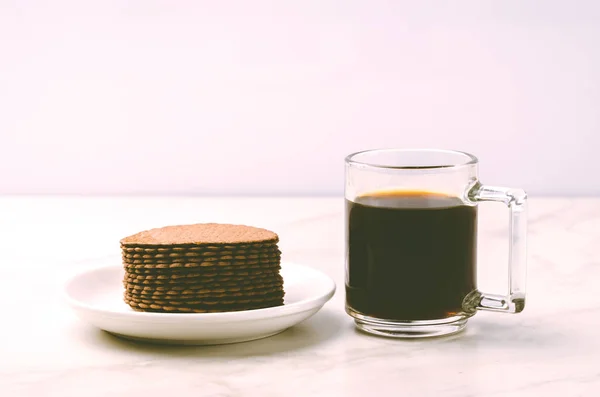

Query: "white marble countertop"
<box><xmin>0</xmin><ymin>196</ymin><xmax>599</xmax><ymax>396</ymax></box>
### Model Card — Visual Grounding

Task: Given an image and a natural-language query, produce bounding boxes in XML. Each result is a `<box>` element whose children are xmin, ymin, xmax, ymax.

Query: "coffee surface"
<box><xmin>346</xmin><ymin>190</ymin><xmax>477</xmax><ymax>320</ymax></box>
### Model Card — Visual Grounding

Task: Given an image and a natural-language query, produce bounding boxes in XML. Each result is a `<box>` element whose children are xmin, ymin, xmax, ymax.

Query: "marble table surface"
<box><xmin>0</xmin><ymin>196</ymin><xmax>599</xmax><ymax>396</ymax></box>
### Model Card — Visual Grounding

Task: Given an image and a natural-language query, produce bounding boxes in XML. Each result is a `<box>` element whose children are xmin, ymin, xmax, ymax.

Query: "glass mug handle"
<box><xmin>465</xmin><ymin>183</ymin><xmax>528</xmax><ymax>314</ymax></box>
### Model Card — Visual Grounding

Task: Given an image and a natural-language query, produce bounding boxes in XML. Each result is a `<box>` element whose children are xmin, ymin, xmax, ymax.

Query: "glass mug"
<box><xmin>345</xmin><ymin>149</ymin><xmax>527</xmax><ymax>338</ymax></box>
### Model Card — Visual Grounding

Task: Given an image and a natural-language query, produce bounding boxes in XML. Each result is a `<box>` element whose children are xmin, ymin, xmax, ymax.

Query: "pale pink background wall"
<box><xmin>1</xmin><ymin>1</ymin><xmax>599</xmax><ymax>195</ymax></box>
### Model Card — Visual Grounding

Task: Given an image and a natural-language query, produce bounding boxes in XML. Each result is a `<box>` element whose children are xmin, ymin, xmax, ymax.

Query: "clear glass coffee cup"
<box><xmin>345</xmin><ymin>149</ymin><xmax>527</xmax><ymax>338</ymax></box>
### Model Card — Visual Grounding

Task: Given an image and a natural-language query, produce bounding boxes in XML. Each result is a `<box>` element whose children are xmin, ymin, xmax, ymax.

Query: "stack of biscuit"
<box><xmin>120</xmin><ymin>223</ymin><xmax>284</xmax><ymax>313</ymax></box>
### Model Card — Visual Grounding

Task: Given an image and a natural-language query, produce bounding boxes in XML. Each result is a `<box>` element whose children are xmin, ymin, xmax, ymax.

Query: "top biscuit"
<box><xmin>120</xmin><ymin>223</ymin><xmax>279</xmax><ymax>246</ymax></box>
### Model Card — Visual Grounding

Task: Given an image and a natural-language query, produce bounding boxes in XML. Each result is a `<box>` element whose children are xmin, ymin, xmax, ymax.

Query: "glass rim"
<box><xmin>345</xmin><ymin>148</ymin><xmax>479</xmax><ymax>170</ymax></box>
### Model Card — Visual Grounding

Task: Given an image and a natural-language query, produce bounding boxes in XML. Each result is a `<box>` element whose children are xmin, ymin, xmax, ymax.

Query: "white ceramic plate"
<box><xmin>64</xmin><ymin>261</ymin><xmax>336</xmax><ymax>345</ymax></box>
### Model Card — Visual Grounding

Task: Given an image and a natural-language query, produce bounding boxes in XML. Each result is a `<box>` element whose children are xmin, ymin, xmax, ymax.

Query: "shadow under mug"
<box><xmin>344</xmin><ymin>149</ymin><xmax>527</xmax><ymax>338</ymax></box>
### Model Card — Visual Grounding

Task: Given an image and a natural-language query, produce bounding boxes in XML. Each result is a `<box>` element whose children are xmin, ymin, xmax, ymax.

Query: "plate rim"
<box><xmin>64</xmin><ymin>261</ymin><xmax>336</xmax><ymax>323</ymax></box>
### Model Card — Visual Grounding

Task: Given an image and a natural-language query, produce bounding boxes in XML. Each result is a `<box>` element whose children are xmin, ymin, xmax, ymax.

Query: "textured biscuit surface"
<box><xmin>127</xmin><ymin>299</ymin><xmax>284</xmax><ymax>313</ymax></box>
<box><xmin>124</xmin><ymin>289</ymin><xmax>284</xmax><ymax>304</ymax></box>
<box><xmin>125</xmin><ymin>276</ymin><xmax>283</xmax><ymax>292</ymax></box>
<box><xmin>120</xmin><ymin>223</ymin><xmax>278</xmax><ymax>246</ymax></box>
<box><xmin>120</xmin><ymin>223</ymin><xmax>283</xmax><ymax>313</ymax></box>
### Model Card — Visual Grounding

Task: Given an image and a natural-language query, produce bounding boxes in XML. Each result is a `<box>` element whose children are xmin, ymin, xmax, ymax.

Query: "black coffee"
<box><xmin>346</xmin><ymin>190</ymin><xmax>477</xmax><ymax>321</ymax></box>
